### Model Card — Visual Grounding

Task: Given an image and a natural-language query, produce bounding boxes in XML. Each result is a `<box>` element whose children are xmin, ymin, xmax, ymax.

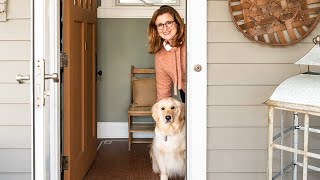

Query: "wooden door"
<box><xmin>63</xmin><ymin>0</ymin><xmax>97</xmax><ymax>179</ymax></box>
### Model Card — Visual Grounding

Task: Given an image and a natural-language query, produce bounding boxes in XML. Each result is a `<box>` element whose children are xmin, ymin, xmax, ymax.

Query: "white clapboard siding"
<box><xmin>208</xmin><ymin>150</ymin><xmax>267</xmax><ymax>172</ymax></box>
<box><xmin>310</xmin><ymin>66</ymin><xmax>320</xmax><ymax>72</ymax></box>
<box><xmin>208</xmin><ymin>173</ymin><xmax>267</xmax><ymax>180</ymax></box>
<box><xmin>208</xmin><ymin>43</ymin><xmax>315</xmax><ymax>64</ymax></box>
<box><xmin>208</xmin><ymin>106</ymin><xmax>268</xmax><ymax>127</ymax></box>
<box><xmin>0</xmin><ymin>20</ymin><xmax>30</xmax><ymax>40</ymax></box>
<box><xmin>0</xmin><ymin>149</ymin><xmax>31</xmax><ymax>172</ymax></box>
<box><xmin>0</xmin><ymin>126</ymin><xmax>31</xmax><ymax>148</ymax></box>
<box><xmin>0</xmin><ymin>173</ymin><xmax>31</xmax><ymax>180</ymax></box>
<box><xmin>208</xmin><ymin>173</ymin><xmax>320</xmax><ymax>180</ymax></box>
<box><xmin>208</xmin><ymin>106</ymin><xmax>320</xmax><ymax>127</ymax></box>
<box><xmin>207</xmin><ymin>1</ymin><xmax>230</xmax><ymax>22</ymax></box>
<box><xmin>7</xmin><ymin>0</ymin><xmax>31</xmax><ymax>19</ymax></box>
<box><xmin>206</xmin><ymin>0</ymin><xmax>320</xmax><ymax>178</ymax></box>
<box><xmin>208</xmin><ymin>22</ymin><xmax>250</xmax><ymax>43</ymax></box>
<box><xmin>0</xmin><ymin>41</ymin><xmax>31</xmax><ymax>60</ymax></box>
<box><xmin>0</xmin><ymin>0</ymin><xmax>31</xmax><ymax>178</ymax></box>
<box><xmin>208</xmin><ymin>127</ymin><xmax>320</xmax><ymax>150</ymax></box>
<box><xmin>0</xmin><ymin>104</ymin><xmax>30</xmax><ymax>125</ymax></box>
<box><xmin>0</xmin><ymin>84</ymin><xmax>29</xmax><ymax>103</ymax></box>
<box><xmin>207</xmin><ymin>150</ymin><xmax>317</xmax><ymax>172</ymax></box>
<box><xmin>208</xmin><ymin>22</ymin><xmax>320</xmax><ymax>43</ymax></box>
<box><xmin>208</xmin><ymin>128</ymin><xmax>268</xmax><ymax>149</ymax></box>
<box><xmin>0</xmin><ymin>61</ymin><xmax>29</xmax><ymax>83</ymax></box>
<box><xmin>208</xmin><ymin>86</ymin><xmax>276</xmax><ymax>106</ymax></box>
<box><xmin>208</xmin><ymin>64</ymin><xmax>305</xmax><ymax>85</ymax></box>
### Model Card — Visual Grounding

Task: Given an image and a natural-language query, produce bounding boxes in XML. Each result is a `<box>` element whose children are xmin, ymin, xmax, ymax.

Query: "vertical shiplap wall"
<box><xmin>0</xmin><ymin>0</ymin><xmax>31</xmax><ymax>179</ymax></box>
<box><xmin>207</xmin><ymin>0</ymin><xmax>320</xmax><ymax>179</ymax></box>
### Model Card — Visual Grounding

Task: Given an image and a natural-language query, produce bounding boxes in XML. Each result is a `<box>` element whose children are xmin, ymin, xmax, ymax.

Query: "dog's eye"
<box><xmin>161</xmin><ymin>107</ymin><xmax>165</xmax><ymax>110</ymax></box>
<box><xmin>171</xmin><ymin>106</ymin><xmax>175</xmax><ymax>110</ymax></box>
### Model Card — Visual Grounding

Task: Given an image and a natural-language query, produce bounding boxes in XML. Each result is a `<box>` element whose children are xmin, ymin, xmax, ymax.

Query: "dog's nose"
<box><xmin>165</xmin><ymin>115</ymin><xmax>171</xmax><ymax>121</ymax></box>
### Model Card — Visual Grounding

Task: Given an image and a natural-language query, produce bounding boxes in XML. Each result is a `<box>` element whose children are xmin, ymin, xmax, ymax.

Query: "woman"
<box><xmin>148</xmin><ymin>5</ymin><xmax>186</xmax><ymax>103</ymax></box>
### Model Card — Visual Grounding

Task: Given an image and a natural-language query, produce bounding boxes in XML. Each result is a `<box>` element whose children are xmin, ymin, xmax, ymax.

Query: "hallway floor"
<box><xmin>84</xmin><ymin>139</ymin><xmax>184</xmax><ymax>180</ymax></box>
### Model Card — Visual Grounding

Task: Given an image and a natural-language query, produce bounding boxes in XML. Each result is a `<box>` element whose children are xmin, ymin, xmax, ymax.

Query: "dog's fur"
<box><xmin>150</xmin><ymin>97</ymin><xmax>186</xmax><ymax>180</ymax></box>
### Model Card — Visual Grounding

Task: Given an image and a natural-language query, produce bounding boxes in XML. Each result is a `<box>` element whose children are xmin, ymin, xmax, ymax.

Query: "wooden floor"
<box><xmin>84</xmin><ymin>139</ymin><xmax>184</xmax><ymax>180</ymax></box>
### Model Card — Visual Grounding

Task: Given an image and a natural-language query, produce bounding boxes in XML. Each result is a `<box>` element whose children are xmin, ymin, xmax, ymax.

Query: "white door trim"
<box><xmin>33</xmin><ymin>0</ymin><xmax>61</xmax><ymax>179</ymax></box>
<box><xmin>48</xmin><ymin>0</ymin><xmax>61</xmax><ymax>179</ymax></box>
<box><xmin>186</xmin><ymin>0</ymin><xmax>207</xmax><ymax>179</ymax></box>
<box><xmin>33</xmin><ymin>0</ymin><xmax>47</xmax><ymax>179</ymax></box>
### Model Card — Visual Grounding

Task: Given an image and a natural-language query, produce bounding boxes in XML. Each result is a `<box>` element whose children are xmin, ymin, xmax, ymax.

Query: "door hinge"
<box><xmin>60</xmin><ymin>52</ymin><xmax>68</xmax><ymax>68</ymax></box>
<box><xmin>61</xmin><ymin>155</ymin><xmax>69</xmax><ymax>171</ymax></box>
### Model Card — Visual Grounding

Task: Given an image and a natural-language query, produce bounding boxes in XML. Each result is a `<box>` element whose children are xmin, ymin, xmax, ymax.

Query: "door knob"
<box><xmin>96</xmin><ymin>70</ymin><xmax>102</xmax><ymax>76</ymax></box>
<box><xmin>45</xmin><ymin>73</ymin><xmax>59</xmax><ymax>83</ymax></box>
<box><xmin>16</xmin><ymin>74</ymin><xmax>30</xmax><ymax>84</ymax></box>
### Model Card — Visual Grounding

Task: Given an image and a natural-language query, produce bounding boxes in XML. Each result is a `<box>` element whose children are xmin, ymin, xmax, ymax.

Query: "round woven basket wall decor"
<box><xmin>228</xmin><ymin>0</ymin><xmax>320</xmax><ymax>46</ymax></box>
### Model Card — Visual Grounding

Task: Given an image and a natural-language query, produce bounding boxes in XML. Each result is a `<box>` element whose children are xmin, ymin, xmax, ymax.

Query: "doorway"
<box><xmin>35</xmin><ymin>1</ymin><xmax>206</xmax><ymax>179</ymax></box>
<box><xmin>84</xmin><ymin>2</ymin><xmax>187</xmax><ymax>179</ymax></box>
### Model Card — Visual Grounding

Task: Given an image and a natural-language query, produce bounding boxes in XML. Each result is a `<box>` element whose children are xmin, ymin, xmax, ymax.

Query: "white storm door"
<box><xmin>33</xmin><ymin>0</ymin><xmax>60</xmax><ymax>179</ymax></box>
<box><xmin>186</xmin><ymin>0</ymin><xmax>207</xmax><ymax>179</ymax></box>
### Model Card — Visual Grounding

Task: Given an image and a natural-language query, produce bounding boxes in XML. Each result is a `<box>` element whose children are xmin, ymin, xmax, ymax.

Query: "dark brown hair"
<box><xmin>147</xmin><ymin>5</ymin><xmax>185</xmax><ymax>54</ymax></box>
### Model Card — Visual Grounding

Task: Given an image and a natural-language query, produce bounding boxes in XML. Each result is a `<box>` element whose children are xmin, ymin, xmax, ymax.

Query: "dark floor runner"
<box><xmin>84</xmin><ymin>139</ymin><xmax>166</xmax><ymax>180</ymax></box>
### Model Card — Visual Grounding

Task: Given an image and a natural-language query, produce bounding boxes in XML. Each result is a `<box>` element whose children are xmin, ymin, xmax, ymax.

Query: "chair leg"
<box><xmin>128</xmin><ymin>115</ymin><xmax>132</xmax><ymax>151</ymax></box>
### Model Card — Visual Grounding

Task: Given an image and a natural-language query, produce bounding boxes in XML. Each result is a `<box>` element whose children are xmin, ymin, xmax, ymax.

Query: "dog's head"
<box><xmin>152</xmin><ymin>97</ymin><xmax>185</xmax><ymax>126</ymax></box>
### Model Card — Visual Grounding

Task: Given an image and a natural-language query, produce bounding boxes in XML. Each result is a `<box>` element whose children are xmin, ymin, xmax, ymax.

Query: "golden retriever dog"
<box><xmin>150</xmin><ymin>97</ymin><xmax>186</xmax><ymax>180</ymax></box>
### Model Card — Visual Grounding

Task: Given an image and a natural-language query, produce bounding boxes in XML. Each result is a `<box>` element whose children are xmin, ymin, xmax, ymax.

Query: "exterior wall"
<box><xmin>0</xmin><ymin>0</ymin><xmax>31</xmax><ymax>179</ymax></box>
<box><xmin>207</xmin><ymin>0</ymin><xmax>320</xmax><ymax>179</ymax></box>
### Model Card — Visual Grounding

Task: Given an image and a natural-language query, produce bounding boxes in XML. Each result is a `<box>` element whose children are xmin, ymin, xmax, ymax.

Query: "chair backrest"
<box><xmin>130</xmin><ymin>66</ymin><xmax>156</xmax><ymax>107</ymax></box>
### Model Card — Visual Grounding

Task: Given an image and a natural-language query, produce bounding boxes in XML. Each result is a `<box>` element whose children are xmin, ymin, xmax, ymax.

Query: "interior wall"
<box><xmin>97</xmin><ymin>18</ymin><xmax>154</xmax><ymax>122</ymax></box>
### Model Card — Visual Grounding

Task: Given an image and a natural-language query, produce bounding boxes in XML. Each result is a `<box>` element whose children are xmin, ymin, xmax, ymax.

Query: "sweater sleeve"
<box><xmin>155</xmin><ymin>53</ymin><xmax>172</xmax><ymax>102</ymax></box>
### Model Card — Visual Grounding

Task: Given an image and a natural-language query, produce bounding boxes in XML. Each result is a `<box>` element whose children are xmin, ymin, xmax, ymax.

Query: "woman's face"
<box><xmin>155</xmin><ymin>13</ymin><xmax>177</xmax><ymax>44</ymax></box>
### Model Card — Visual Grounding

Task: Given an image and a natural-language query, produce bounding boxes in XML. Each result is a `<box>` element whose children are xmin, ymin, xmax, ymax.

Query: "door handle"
<box><xmin>16</xmin><ymin>74</ymin><xmax>30</xmax><ymax>84</ymax></box>
<box><xmin>16</xmin><ymin>73</ymin><xmax>59</xmax><ymax>84</ymax></box>
<box><xmin>45</xmin><ymin>73</ymin><xmax>59</xmax><ymax>82</ymax></box>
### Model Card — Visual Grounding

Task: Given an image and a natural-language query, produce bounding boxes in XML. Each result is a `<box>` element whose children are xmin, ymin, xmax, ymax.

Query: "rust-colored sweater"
<box><xmin>155</xmin><ymin>42</ymin><xmax>186</xmax><ymax>101</ymax></box>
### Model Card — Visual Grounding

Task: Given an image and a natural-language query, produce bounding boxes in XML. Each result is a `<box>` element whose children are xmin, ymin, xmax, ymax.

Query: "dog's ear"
<box><xmin>178</xmin><ymin>101</ymin><xmax>185</xmax><ymax>121</ymax></box>
<box><xmin>151</xmin><ymin>102</ymin><xmax>159</xmax><ymax>122</ymax></box>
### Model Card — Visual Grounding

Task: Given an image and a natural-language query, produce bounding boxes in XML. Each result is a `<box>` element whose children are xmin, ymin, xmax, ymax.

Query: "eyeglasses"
<box><xmin>155</xmin><ymin>20</ymin><xmax>175</xmax><ymax>30</ymax></box>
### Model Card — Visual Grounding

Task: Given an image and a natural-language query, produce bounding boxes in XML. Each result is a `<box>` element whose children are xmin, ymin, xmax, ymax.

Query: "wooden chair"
<box><xmin>128</xmin><ymin>66</ymin><xmax>156</xmax><ymax>151</ymax></box>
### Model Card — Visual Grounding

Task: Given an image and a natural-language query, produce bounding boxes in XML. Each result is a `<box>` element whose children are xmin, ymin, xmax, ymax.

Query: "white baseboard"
<box><xmin>97</xmin><ymin>122</ymin><xmax>154</xmax><ymax>139</ymax></box>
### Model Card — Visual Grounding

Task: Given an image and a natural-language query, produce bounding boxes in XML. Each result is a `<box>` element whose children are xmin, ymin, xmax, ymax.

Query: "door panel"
<box><xmin>63</xmin><ymin>0</ymin><xmax>97</xmax><ymax>179</ymax></box>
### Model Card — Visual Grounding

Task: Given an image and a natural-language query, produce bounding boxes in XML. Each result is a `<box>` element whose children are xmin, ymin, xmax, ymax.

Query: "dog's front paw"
<box><xmin>152</xmin><ymin>162</ymin><xmax>160</xmax><ymax>173</ymax></box>
<box><xmin>160</xmin><ymin>174</ymin><xmax>168</xmax><ymax>180</ymax></box>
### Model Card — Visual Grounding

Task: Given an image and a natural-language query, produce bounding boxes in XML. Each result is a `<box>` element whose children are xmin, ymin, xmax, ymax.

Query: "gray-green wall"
<box><xmin>97</xmin><ymin>18</ymin><xmax>155</xmax><ymax>122</ymax></box>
